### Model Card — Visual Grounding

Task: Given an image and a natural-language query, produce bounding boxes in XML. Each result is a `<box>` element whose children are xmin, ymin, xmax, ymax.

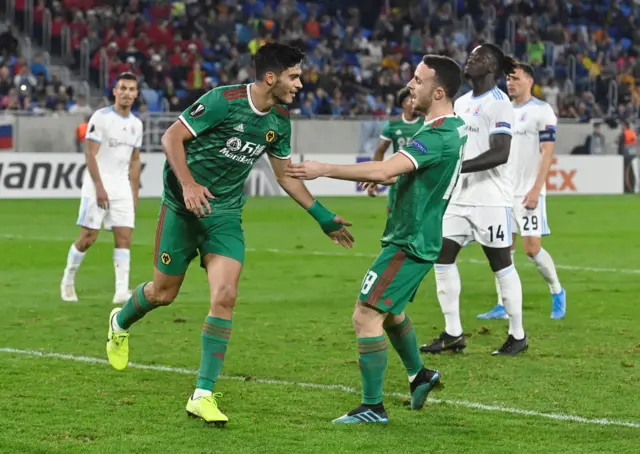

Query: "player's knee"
<box><xmin>150</xmin><ymin>284</ymin><xmax>179</xmax><ymax>306</ymax></box>
<box><xmin>352</xmin><ymin>301</ymin><xmax>381</xmax><ymax>336</ymax></box>
<box><xmin>437</xmin><ymin>238</ymin><xmax>460</xmax><ymax>265</ymax></box>
<box><xmin>114</xmin><ymin>237</ymin><xmax>131</xmax><ymax>249</ymax></box>
<box><xmin>523</xmin><ymin>243</ymin><xmax>541</xmax><ymax>258</ymax></box>
<box><xmin>77</xmin><ymin>230</ymin><xmax>98</xmax><ymax>250</ymax></box>
<box><xmin>486</xmin><ymin>250</ymin><xmax>513</xmax><ymax>271</ymax></box>
<box><xmin>211</xmin><ymin>284</ymin><xmax>238</xmax><ymax>310</ymax></box>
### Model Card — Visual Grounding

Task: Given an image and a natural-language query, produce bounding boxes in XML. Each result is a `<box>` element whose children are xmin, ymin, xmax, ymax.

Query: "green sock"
<box><xmin>357</xmin><ymin>336</ymin><xmax>388</xmax><ymax>405</ymax></box>
<box><xmin>196</xmin><ymin>316</ymin><xmax>232</xmax><ymax>392</ymax></box>
<box><xmin>385</xmin><ymin>317</ymin><xmax>423</xmax><ymax>376</ymax></box>
<box><xmin>116</xmin><ymin>282</ymin><xmax>157</xmax><ymax>330</ymax></box>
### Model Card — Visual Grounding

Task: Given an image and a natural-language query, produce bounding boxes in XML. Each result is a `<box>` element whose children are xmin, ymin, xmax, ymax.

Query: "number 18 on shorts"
<box><xmin>358</xmin><ymin>245</ymin><xmax>433</xmax><ymax>314</ymax></box>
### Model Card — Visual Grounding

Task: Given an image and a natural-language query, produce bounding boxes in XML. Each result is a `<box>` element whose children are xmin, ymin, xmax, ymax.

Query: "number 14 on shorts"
<box><xmin>488</xmin><ymin>224</ymin><xmax>505</xmax><ymax>242</ymax></box>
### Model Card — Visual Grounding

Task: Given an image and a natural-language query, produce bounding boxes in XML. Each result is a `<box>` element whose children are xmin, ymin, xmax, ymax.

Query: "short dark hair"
<box><xmin>480</xmin><ymin>43</ymin><xmax>518</xmax><ymax>77</ymax></box>
<box><xmin>516</xmin><ymin>62</ymin><xmax>535</xmax><ymax>80</ymax></box>
<box><xmin>253</xmin><ymin>43</ymin><xmax>305</xmax><ymax>79</ymax></box>
<box><xmin>115</xmin><ymin>72</ymin><xmax>138</xmax><ymax>85</ymax></box>
<box><xmin>396</xmin><ymin>87</ymin><xmax>411</xmax><ymax>106</ymax></box>
<box><xmin>422</xmin><ymin>55</ymin><xmax>463</xmax><ymax>100</ymax></box>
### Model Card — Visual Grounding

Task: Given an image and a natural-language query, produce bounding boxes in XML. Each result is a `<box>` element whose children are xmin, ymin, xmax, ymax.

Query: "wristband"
<box><xmin>307</xmin><ymin>200</ymin><xmax>341</xmax><ymax>233</ymax></box>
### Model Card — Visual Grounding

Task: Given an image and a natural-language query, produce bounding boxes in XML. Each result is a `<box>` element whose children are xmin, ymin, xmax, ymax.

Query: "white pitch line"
<box><xmin>2</xmin><ymin>233</ymin><xmax>640</xmax><ymax>275</ymax></box>
<box><xmin>1</xmin><ymin>347</ymin><xmax>639</xmax><ymax>429</ymax></box>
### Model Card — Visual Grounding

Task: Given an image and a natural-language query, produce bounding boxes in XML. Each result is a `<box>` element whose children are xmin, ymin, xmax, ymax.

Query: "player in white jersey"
<box><xmin>477</xmin><ymin>63</ymin><xmax>566</xmax><ymax>321</ymax></box>
<box><xmin>61</xmin><ymin>72</ymin><xmax>143</xmax><ymax>304</ymax></box>
<box><xmin>420</xmin><ymin>44</ymin><xmax>528</xmax><ymax>356</ymax></box>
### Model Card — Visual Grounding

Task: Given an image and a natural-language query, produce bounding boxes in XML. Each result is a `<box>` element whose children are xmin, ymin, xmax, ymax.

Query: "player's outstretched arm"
<box><xmin>461</xmin><ymin>133</ymin><xmax>511</xmax><ymax>173</ymax></box>
<box><xmin>367</xmin><ymin>138</ymin><xmax>393</xmax><ymax>196</ymax></box>
<box><xmin>285</xmin><ymin>152</ymin><xmax>415</xmax><ymax>184</ymax></box>
<box><xmin>269</xmin><ymin>155</ymin><xmax>354</xmax><ymax>249</ymax></box>
<box><xmin>161</xmin><ymin>121</ymin><xmax>214</xmax><ymax>217</ymax></box>
<box><xmin>129</xmin><ymin>148</ymin><xmax>141</xmax><ymax>210</ymax></box>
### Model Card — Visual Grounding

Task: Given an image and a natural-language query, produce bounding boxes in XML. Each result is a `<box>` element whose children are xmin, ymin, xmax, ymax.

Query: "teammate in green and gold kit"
<box><xmin>105</xmin><ymin>43</ymin><xmax>354</xmax><ymax>425</ymax></box>
<box><xmin>367</xmin><ymin>88</ymin><xmax>422</xmax><ymax>209</ymax></box>
<box><xmin>286</xmin><ymin>55</ymin><xmax>467</xmax><ymax>424</ymax></box>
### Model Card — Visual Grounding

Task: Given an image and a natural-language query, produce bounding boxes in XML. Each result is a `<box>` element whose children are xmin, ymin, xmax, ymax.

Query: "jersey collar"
<box><xmin>247</xmin><ymin>83</ymin><xmax>269</xmax><ymax>116</ymax></box>
<box><xmin>513</xmin><ymin>97</ymin><xmax>536</xmax><ymax>108</ymax></box>
<box><xmin>402</xmin><ymin>114</ymin><xmax>420</xmax><ymax>124</ymax></box>
<box><xmin>423</xmin><ymin>113</ymin><xmax>456</xmax><ymax>126</ymax></box>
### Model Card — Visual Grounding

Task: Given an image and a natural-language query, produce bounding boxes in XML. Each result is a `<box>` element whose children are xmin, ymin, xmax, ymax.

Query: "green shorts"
<box><xmin>358</xmin><ymin>245</ymin><xmax>433</xmax><ymax>315</ymax></box>
<box><xmin>154</xmin><ymin>203</ymin><xmax>245</xmax><ymax>275</ymax></box>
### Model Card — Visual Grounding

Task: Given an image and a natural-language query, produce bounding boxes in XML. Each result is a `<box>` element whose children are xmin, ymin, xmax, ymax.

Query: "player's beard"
<box><xmin>415</xmin><ymin>88</ymin><xmax>435</xmax><ymax>115</ymax></box>
<box><xmin>272</xmin><ymin>82</ymin><xmax>294</xmax><ymax>105</ymax></box>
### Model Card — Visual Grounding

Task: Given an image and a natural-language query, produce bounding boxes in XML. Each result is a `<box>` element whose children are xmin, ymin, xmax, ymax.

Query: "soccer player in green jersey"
<box><xmin>367</xmin><ymin>87</ymin><xmax>422</xmax><ymax>210</ymax></box>
<box><xmin>105</xmin><ymin>43</ymin><xmax>354</xmax><ymax>425</ymax></box>
<box><xmin>286</xmin><ymin>55</ymin><xmax>467</xmax><ymax>424</ymax></box>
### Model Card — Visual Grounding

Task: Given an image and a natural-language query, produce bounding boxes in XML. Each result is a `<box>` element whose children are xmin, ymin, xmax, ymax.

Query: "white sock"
<box><xmin>113</xmin><ymin>248</ymin><xmax>131</xmax><ymax>295</ymax></box>
<box><xmin>495</xmin><ymin>265</ymin><xmax>525</xmax><ymax>340</ymax></box>
<box><xmin>435</xmin><ymin>263</ymin><xmax>463</xmax><ymax>337</ymax></box>
<box><xmin>193</xmin><ymin>388</ymin><xmax>212</xmax><ymax>399</ymax></box>
<box><xmin>495</xmin><ymin>250</ymin><xmax>515</xmax><ymax>307</ymax></box>
<box><xmin>111</xmin><ymin>312</ymin><xmax>126</xmax><ymax>333</ymax></box>
<box><xmin>63</xmin><ymin>244</ymin><xmax>86</xmax><ymax>283</ymax></box>
<box><xmin>531</xmin><ymin>248</ymin><xmax>562</xmax><ymax>294</ymax></box>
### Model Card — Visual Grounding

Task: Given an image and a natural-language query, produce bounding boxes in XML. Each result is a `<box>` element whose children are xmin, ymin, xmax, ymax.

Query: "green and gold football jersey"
<box><xmin>381</xmin><ymin>114</ymin><xmax>467</xmax><ymax>262</ymax></box>
<box><xmin>163</xmin><ymin>84</ymin><xmax>291</xmax><ymax>214</ymax></box>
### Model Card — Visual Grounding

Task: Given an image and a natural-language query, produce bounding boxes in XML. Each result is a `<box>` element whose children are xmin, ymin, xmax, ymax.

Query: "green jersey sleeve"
<box><xmin>380</xmin><ymin>121</ymin><xmax>392</xmax><ymax>141</ymax></box>
<box><xmin>398</xmin><ymin>133</ymin><xmax>443</xmax><ymax>170</ymax></box>
<box><xmin>268</xmin><ymin>117</ymin><xmax>292</xmax><ymax>159</ymax></box>
<box><xmin>178</xmin><ymin>89</ymin><xmax>229</xmax><ymax>138</ymax></box>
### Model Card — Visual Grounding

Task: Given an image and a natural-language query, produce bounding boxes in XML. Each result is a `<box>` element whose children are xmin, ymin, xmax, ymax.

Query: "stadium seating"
<box><xmin>2</xmin><ymin>0</ymin><xmax>640</xmax><ymax>120</ymax></box>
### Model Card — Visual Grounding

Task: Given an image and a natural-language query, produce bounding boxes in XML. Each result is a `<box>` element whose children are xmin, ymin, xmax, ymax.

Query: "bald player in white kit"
<box><xmin>477</xmin><ymin>62</ymin><xmax>566</xmax><ymax>321</ymax></box>
<box><xmin>60</xmin><ymin>72</ymin><xmax>143</xmax><ymax>304</ymax></box>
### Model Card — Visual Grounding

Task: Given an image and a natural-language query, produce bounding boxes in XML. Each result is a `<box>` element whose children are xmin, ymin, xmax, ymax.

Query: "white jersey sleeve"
<box><xmin>134</xmin><ymin>118</ymin><xmax>144</xmax><ymax>149</ymax></box>
<box><xmin>537</xmin><ymin>102</ymin><xmax>558</xmax><ymax>144</ymax></box>
<box><xmin>511</xmin><ymin>99</ymin><xmax>557</xmax><ymax>196</ymax></box>
<box><xmin>450</xmin><ymin>88</ymin><xmax>514</xmax><ymax>207</ymax></box>
<box><xmin>85</xmin><ymin>111</ymin><xmax>105</xmax><ymax>143</ymax></box>
<box><xmin>487</xmin><ymin>98</ymin><xmax>514</xmax><ymax>138</ymax></box>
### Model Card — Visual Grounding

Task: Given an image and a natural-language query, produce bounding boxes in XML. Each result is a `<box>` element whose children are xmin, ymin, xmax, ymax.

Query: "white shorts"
<box><xmin>76</xmin><ymin>197</ymin><xmax>135</xmax><ymax>231</ymax></box>
<box><xmin>443</xmin><ymin>204</ymin><xmax>513</xmax><ymax>248</ymax></box>
<box><xmin>511</xmin><ymin>195</ymin><xmax>550</xmax><ymax>237</ymax></box>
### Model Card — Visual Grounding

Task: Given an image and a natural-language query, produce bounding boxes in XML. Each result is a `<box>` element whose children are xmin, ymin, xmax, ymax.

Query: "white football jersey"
<box><xmin>81</xmin><ymin>107</ymin><xmax>143</xmax><ymax>200</ymax></box>
<box><xmin>509</xmin><ymin>98</ymin><xmax>558</xmax><ymax>196</ymax></box>
<box><xmin>452</xmin><ymin>87</ymin><xmax>514</xmax><ymax>207</ymax></box>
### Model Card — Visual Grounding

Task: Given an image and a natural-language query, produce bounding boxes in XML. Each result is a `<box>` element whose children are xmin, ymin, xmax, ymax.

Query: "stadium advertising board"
<box><xmin>0</xmin><ymin>153</ymin><xmax>624</xmax><ymax>198</ymax></box>
<box><xmin>0</xmin><ymin>153</ymin><xmax>165</xmax><ymax>199</ymax></box>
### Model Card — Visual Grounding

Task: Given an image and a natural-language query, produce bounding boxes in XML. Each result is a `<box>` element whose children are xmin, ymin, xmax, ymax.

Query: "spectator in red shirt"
<box><xmin>305</xmin><ymin>15</ymin><xmax>321</xmax><ymax>39</ymax></box>
<box><xmin>187</xmin><ymin>61</ymin><xmax>206</xmax><ymax>90</ymax></box>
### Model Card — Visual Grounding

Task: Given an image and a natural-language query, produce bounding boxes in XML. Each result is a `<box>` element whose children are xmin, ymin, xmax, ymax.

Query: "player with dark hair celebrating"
<box><xmin>420</xmin><ymin>43</ymin><xmax>529</xmax><ymax>357</ymax></box>
<box><xmin>105</xmin><ymin>43</ymin><xmax>354</xmax><ymax>425</ymax></box>
<box><xmin>287</xmin><ymin>55</ymin><xmax>467</xmax><ymax>424</ymax></box>
<box><xmin>367</xmin><ymin>87</ymin><xmax>422</xmax><ymax>208</ymax></box>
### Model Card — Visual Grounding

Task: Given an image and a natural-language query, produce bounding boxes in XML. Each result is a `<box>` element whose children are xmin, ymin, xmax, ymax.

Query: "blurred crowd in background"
<box><xmin>1</xmin><ymin>0</ymin><xmax>640</xmax><ymax>123</ymax></box>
